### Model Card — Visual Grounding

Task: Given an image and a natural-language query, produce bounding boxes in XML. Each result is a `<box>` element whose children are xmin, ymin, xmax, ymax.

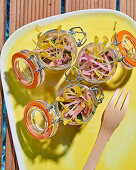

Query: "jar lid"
<box><xmin>116</xmin><ymin>30</ymin><xmax>136</xmax><ymax>66</ymax></box>
<box><xmin>24</xmin><ymin>101</ymin><xmax>53</xmax><ymax>140</ymax></box>
<box><xmin>12</xmin><ymin>52</ymin><xmax>39</xmax><ymax>88</ymax></box>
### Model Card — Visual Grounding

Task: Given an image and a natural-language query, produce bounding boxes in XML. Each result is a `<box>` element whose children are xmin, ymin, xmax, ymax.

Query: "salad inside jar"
<box><xmin>29</xmin><ymin>25</ymin><xmax>76</xmax><ymax>70</ymax></box>
<box><xmin>77</xmin><ymin>37</ymin><xmax>119</xmax><ymax>84</ymax></box>
<box><xmin>56</xmin><ymin>84</ymin><xmax>97</xmax><ymax>125</ymax></box>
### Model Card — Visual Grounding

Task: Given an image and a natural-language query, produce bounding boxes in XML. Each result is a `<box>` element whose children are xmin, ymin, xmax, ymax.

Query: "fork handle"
<box><xmin>83</xmin><ymin>127</ymin><xmax>111</xmax><ymax>170</ymax></box>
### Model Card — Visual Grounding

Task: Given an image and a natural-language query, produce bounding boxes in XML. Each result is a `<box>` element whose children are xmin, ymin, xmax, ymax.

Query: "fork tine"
<box><xmin>121</xmin><ymin>90</ymin><xmax>131</xmax><ymax>113</ymax></box>
<box><xmin>108</xmin><ymin>88</ymin><xmax>120</xmax><ymax>107</ymax></box>
<box><xmin>115</xmin><ymin>88</ymin><xmax>126</xmax><ymax>109</ymax></box>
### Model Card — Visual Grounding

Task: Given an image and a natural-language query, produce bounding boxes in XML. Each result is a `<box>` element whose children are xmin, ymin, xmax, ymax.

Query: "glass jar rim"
<box><xmin>24</xmin><ymin>101</ymin><xmax>54</xmax><ymax>140</ymax></box>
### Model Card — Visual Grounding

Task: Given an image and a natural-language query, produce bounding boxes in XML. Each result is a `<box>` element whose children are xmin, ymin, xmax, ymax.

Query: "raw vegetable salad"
<box><xmin>77</xmin><ymin>40</ymin><xmax>118</xmax><ymax>83</ymax></box>
<box><xmin>74</xmin><ymin>21</ymin><xmax>120</xmax><ymax>83</ymax></box>
<box><xmin>29</xmin><ymin>25</ymin><xmax>76</xmax><ymax>68</ymax></box>
<box><xmin>56</xmin><ymin>84</ymin><xmax>96</xmax><ymax>125</ymax></box>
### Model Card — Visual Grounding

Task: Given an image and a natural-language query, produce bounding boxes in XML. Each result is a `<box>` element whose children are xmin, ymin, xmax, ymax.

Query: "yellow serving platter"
<box><xmin>1</xmin><ymin>9</ymin><xmax>136</xmax><ymax>170</ymax></box>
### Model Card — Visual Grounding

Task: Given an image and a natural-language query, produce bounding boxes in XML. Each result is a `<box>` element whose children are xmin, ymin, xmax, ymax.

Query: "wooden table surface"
<box><xmin>0</xmin><ymin>0</ymin><xmax>136</xmax><ymax>169</ymax></box>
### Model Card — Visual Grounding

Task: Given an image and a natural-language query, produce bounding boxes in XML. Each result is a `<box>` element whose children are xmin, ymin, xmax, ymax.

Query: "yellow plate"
<box><xmin>1</xmin><ymin>9</ymin><xmax>136</xmax><ymax>170</ymax></box>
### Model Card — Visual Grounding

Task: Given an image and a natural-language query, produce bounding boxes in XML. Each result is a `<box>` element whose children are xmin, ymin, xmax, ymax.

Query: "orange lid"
<box><xmin>116</xmin><ymin>30</ymin><xmax>136</xmax><ymax>67</ymax></box>
<box><xmin>12</xmin><ymin>52</ymin><xmax>39</xmax><ymax>88</ymax></box>
<box><xmin>24</xmin><ymin>101</ymin><xmax>53</xmax><ymax>140</ymax></box>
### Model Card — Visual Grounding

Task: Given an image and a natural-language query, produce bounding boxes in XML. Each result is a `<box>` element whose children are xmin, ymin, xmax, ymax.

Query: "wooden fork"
<box><xmin>84</xmin><ymin>88</ymin><xmax>131</xmax><ymax>170</ymax></box>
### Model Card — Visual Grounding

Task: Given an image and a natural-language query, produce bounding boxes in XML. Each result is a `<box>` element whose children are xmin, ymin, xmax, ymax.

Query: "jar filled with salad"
<box><xmin>55</xmin><ymin>84</ymin><xmax>103</xmax><ymax>125</ymax></box>
<box><xmin>24</xmin><ymin>84</ymin><xmax>104</xmax><ymax>140</ymax></box>
<box><xmin>12</xmin><ymin>25</ymin><xmax>87</xmax><ymax>89</ymax></box>
<box><xmin>76</xmin><ymin>41</ymin><xmax>119</xmax><ymax>84</ymax></box>
<box><xmin>66</xmin><ymin>29</ymin><xmax>136</xmax><ymax>85</ymax></box>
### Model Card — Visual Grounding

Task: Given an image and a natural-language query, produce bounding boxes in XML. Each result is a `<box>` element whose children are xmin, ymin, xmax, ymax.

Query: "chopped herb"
<box><xmin>105</xmin><ymin>51</ymin><xmax>109</xmax><ymax>55</ymax></box>
<box><xmin>85</xmin><ymin>48</ymin><xmax>88</xmax><ymax>51</ymax></box>
<box><xmin>75</xmin><ymin>65</ymin><xmax>79</xmax><ymax>69</ymax></box>
<box><xmin>94</xmin><ymin>104</ymin><xmax>97</xmax><ymax>108</ymax></box>
<box><xmin>67</xmin><ymin>51</ymin><xmax>71</xmax><ymax>56</ymax></box>
<box><xmin>51</xmin><ymin>39</ymin><xmax>55</xmax><ymax>44</ymax></box>
<box><xmin>109</xmin><ymin>56</ymin><xmax>113</xmax><ymax>61</ymax></box>
<box><xmin>58</xmin><ymin>102</ymin><xmax>62</xmax><ymax>110</ymax></box>
<box><xmin>71</xmin><ymin>88</ymin><xmax>75</xmax><ymax>92</ymax></box>
<box><xmin>92</xmin><ymin>111</ymin><xmax>95</xmax><ymax>114</ymax></box>
<box><xmin>77</xmin><ymin>113</ymin><xmax>83</xmax><ymax>120</ymax></box>
<box><xmin>64</xmin><ymin>50</ymin><xmax>71</xmax><ymax>56</ymax></box>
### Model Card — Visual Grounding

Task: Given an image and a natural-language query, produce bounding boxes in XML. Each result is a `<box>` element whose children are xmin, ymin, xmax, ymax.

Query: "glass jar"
<box><xmin>115</xmin><ymin>30</ymin><xmax>136</xmax><ymax>70</ymax></box>
<box><xmin>24</xmin><ymin>100</ymin><xmax>59</xmax><ymax>140</ymax></box>
<box><xmin>12</xmin><ymin>50</ymin><xmax>45</xmax><ymax>89</ymax></box>
<box><xmin>65</xmin><ymin>30</ymin><xmax>136</xmax><ymax>85</ymax></box>
<box><xmin>76</xmin><ymin>42</ymin><xmax>118</xmax><ymax>84</ymax></box>
<box><xmin>12</xmin><ymin>27</ymin><xmax>87</xmax><ymax>89</ymax></box>
<box><xmin>55</xmin><ymin>84</ymin><xmax>102</xmax><ymax>125</ymax></box>
<box><xmin>24</xmin><ymin>84</ymin><xmax>104</xmax><ymax>140</ymax></box>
